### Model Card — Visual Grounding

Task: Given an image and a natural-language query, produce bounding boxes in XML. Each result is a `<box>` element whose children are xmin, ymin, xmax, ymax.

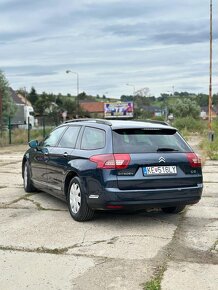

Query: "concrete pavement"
<box><xmin>0</xmin><ymin>144</ymin><xmax>217</xmax><ymax>290</ymax></box>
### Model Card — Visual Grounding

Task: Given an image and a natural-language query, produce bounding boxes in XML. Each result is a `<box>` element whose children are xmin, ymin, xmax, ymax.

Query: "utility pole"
<box><xmin>208</xmin><ymin>0</ymin><xmax>213</xmax><ymax>134</ymax></box>
<box><xmin>0</xmin><ymin>89</ymin><xmax>2</xmax><ymax>134</ymax></box>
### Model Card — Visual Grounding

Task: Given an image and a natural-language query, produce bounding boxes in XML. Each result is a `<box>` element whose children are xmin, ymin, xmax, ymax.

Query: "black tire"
<box><xmin>161</xmin><ymin>205</ymin><xmax>186</xmax><ymax>214</ymax></box>
<box><xmin>67</xmin><ymin>177</ymin><xmax>94</xmax><ymax>222</ymax></box>
<box><xmin>23</xmin><ymin>161</ymin><xmax>36</xmax><ymax>192</ymax></box>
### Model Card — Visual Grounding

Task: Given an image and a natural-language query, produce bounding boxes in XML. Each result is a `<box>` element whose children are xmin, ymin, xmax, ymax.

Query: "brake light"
<box><xmin>186</xmin><ymin>153</ymin><xmax>201</xmax><ymax>168</ymax></box>
<box><xmin>90</xmin><ymin>154</ymin><xmax>131</xmax><ymax>169</ymax></box>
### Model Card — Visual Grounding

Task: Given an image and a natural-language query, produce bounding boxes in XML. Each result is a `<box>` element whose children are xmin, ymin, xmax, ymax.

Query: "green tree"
<box><xmin>28</xmin><ymin>87</ymin><xmax>38</xmax><ymax>106</ymax></box>
<box><xmin>34</xmin><ymin>92</ymin><xmax>54</xmax><ymax>115</ymax></box>
<box><xmin>170</xmin><ymin>98</ymin><xmax>200</xmax><ymax>119</ymax></box>
<box><xmin>0</xmin><ymin>71</ymin><xmax>16</xmax><ymax>125</ymax></box>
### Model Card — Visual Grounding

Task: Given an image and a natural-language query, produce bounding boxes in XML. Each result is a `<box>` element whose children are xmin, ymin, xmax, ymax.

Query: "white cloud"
<box><xmin>0</xmin><ymin>0</ymin><xmax>217</xmax><ymax>97</ymax></box>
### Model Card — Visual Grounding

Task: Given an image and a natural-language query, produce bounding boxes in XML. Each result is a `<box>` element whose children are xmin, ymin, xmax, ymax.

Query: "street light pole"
<box><xmin>126</xmin><ymin>83</ymin><xmax>135</xmax><ymax>95</ymax></box>
<box><xmin>66</xmin><ymin>70</ymin><xmax>79</xmax><ymax>96</ymax></box>
<box><xmin>66</xmin><ymin>70</ymin><xmax>80</xmax><ymax>117</ymax></box>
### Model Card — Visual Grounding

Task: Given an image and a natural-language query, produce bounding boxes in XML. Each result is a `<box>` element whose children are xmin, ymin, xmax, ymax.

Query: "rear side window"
<box><xmin>58</xmin><ymin>126</ymin><xmax>81</xmax><ymax>148</ymax></box>
<box><xmin>81</xmin><ymin>127</ymin><xmax>105</xmax><ymax>150</ymax></box>
<box><xmin>113</xmin><ymin>129</ymin><xmax>190</xmax><ymax>153</ymax></box>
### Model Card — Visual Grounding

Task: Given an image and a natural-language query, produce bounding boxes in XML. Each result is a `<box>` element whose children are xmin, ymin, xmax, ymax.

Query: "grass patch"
<box><xmin>210</xmin><ymin>240</ymin><xmax>218</xmax><ymax>252</ymax></box>
<box><xmin>200</xmin><ymin>119</ymin><xmax>218</xmax><ymax>160</ymax></box>
<box><xmin>144</xmin><ymin>265</ymin><xmax>166</xmax><ymax>290</ymax></box>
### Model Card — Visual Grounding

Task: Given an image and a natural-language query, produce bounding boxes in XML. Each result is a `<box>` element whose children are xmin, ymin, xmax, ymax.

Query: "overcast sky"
<box><xmin>0</xmin><ymin>0</ymin><xmax>217</xmax><ymax>98</ymax></box>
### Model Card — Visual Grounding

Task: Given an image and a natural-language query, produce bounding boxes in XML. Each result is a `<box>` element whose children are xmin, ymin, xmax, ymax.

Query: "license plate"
<box><xmin>143</xmin><ymin>166</ymin><xmax>177</xmax><ymax>176</ymax></box>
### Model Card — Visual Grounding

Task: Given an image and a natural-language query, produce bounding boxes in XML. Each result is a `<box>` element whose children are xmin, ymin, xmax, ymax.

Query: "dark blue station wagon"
<box><xmin>22</xmin><ymin>119</ymin><xmax>203</xmax><ymax>221</ymax></box>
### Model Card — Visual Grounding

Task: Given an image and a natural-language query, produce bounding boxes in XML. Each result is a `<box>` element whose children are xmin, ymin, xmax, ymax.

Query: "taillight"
<box><xmin>89</xmin><ymin>154</ymin><xmax>131</xmax><ymax>169</ymax></box>
<box><xmin>186</xmin><ymin>153</ymin><xmax>201</xmax><ymax>168</ymax></box>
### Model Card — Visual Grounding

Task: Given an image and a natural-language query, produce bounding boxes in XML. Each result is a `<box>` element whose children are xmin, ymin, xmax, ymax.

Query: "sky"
<box><xmin>0</xmin><ymin>0</ymin><xmax>218</xmax><ymax>98</ymax></box>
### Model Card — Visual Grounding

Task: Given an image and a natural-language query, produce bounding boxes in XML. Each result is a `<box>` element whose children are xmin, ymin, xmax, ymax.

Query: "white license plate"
<box><xmin>143</xmin><ymin>166</ymin><xmax>177</xmax><ymax>176</ymax></box>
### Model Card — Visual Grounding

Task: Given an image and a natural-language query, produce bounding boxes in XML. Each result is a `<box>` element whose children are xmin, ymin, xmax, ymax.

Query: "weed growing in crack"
<box><xmin>143</xmin><ymin>265</ymin><xmax>166</xmax><ymax>290</ymax></box>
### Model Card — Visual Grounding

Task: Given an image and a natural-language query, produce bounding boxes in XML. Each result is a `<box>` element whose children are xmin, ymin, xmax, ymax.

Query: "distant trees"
<box><xmin>0</xmin><ymin>71</ymin><xmax>16</xmax><ymax>125</ymax></box>
<box><xmin>19</xmin><ymin>84</ymin><xmax>215</xmax><ymax>122</ymax></box>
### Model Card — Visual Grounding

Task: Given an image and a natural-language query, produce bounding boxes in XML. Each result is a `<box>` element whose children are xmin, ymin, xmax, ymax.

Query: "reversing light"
<box><xmin>186</xmin><ymin>153</ymin><xmax>201</xmax><ymax>168</ymax></box>
<box><xmin>90</xmin><ymin>154</ymin><xmax>131</xmax><ymax>169</ymax></box>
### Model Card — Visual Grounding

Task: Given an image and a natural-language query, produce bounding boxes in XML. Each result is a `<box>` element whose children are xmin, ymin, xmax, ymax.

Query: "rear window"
<box><xmin>113</xmin><ymin>128</ymin><xmax>191</xmax><ymax>153</ymax></box>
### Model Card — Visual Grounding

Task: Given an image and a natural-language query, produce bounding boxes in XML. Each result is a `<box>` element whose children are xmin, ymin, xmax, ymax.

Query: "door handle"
<box><xmin>63</xmin><ymin>152</ymin><xmax>68</xmax><ymax>158</ymax></box>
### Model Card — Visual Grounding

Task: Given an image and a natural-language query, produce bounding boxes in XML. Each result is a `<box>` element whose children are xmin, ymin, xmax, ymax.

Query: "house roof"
<box><xmin>10</xmin><ymin>88</ymin><xmax>24</xmax><ymax>105</ymax></box>
<box><xmin>10</xmin><ymin>88</ymin><xmax>32</xmax><ymax>106</ymax></box>
<box><xmin>80</xmin><ymin>102</ymin><xmax>104</xmax><ymax>113</ymax></box>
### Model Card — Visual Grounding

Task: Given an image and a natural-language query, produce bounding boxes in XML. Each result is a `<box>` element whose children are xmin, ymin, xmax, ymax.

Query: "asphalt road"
<box><xmin>0</xmin><ymin>143</ymin><xmax>217</xmax><ymax>290</ymax></box>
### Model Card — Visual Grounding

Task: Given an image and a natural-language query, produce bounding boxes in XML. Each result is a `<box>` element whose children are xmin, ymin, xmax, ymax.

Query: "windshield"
<box><xmin>112</xmin><ymin>128</ymin><xmax>191</xmax><ymax>153</ymax></box>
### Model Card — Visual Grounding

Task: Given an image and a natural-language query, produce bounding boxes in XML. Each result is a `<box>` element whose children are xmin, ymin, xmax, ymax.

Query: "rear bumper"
<box><xmin>87</xmin><ymin>184</ymin><xmax>203</xmax><ymax>210</ymax></box>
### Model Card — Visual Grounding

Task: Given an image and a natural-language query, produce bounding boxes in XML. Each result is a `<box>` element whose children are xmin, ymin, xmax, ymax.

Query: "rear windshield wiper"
<box><xmin>157</xmin><ymin>147</ymin><xmax>179</xmax><ymax>152</ymax></box>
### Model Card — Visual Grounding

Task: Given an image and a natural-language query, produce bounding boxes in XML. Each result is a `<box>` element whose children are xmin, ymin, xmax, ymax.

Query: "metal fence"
<box><xmin>0</xmin><ymin>115</ymin><xmax>61</xmax><ymax>146</ymax></box>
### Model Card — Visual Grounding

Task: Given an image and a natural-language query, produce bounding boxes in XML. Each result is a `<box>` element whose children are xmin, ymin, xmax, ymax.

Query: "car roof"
<box><xmin>108</xmin><ymin>120</ymin><xmax>174</xmax><ymax>130</ymax></box>
<box><xmin>63</xmin><ymin>119</ymin><xmax>176</xmax><ymax>131</ymax></box>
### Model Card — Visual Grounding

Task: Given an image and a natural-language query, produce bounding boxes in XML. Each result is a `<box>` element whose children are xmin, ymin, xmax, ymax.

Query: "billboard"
<box><xmin>104</xmin><ymin>102</ymin><xmax>134</xmax><ymax>118</ymax></box>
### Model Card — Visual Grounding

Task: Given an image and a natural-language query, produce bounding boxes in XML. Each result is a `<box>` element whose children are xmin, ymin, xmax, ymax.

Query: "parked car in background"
<box><xmin>22</xmin><ymin>119</ymin><xmax>203</xmax><ymax>221</ymax></box>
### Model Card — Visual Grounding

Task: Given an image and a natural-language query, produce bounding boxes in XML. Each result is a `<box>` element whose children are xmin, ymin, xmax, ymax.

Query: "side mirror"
<box><xmin>28</xmin><ymin>140</ymin><xmax>39</xmax><ymax>149</ymax></box>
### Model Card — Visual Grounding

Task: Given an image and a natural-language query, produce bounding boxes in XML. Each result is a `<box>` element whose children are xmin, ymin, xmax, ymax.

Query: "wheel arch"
<box><xmin>64</xmin><ymin>171</ymin><xmax>78</xmax><ymax>198</ymax></box>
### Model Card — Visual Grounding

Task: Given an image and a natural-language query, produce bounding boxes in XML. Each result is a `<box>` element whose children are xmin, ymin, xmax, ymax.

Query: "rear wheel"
<box><xmin>23</xmin><ymin>161</ymin><xmax>36</xmax><ymax>192</ymax></box>
<box><xmin>161</xmin><ymin>205</ymin><xmax>186</xmax><ymax>214</ymax></box>
<box><xmin>67</xmin><ymin>177</ymin><xmax>94</xmax><ymax>222</ymax></box>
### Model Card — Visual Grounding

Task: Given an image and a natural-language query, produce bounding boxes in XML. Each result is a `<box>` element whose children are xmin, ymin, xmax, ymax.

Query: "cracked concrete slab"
<box><xmin>28</xmin><ymin>191</ymin><xmax>67</xmax><ymax>211</ymax></box>
<box><xmin>162</xmin><ymin>262</ymin><xmax>218</xmax><ymax>290</ymax></box>
<box><xmin>0</xmin><ymin>144</ymin><xmax>217</xmax><ymax>289</ymax></box>
<box><xmin>203</xmin><ymin>182</ymin><xmax>218</xmax><ymax>195</ymax></box>
<box><xmin>202</xmin><ymin>166</ymin><xmax>218</xmax><ymax>173</ymax></box>
<box><xmin>68</xmin><ymin>235</ymin><xmax>170</xmax><ymax>260</ymax></box>
<box><xmin>0</xmin><ymin>208</ymin><xmax>178</xmax><ymax>251</ymax></box>
<box><xmin>179</xmin><ymin>206</ymin><xmax>218</xmax><ymax>252</ymax></box>
<box><xmin>203</xmin><ymin>172</ymin><xmax>218</xmax><ymax>183</ymax></box>
<box><xmin>0</xmin><ymin>187</ymin><xmax>27</xmax><ymax>204</ymax></box>
<box><xmin>0</xmin><ymin>250</ymin><xmax>95</xmax><ymax>290</ymax></box>
<box><xmin>0</xmin><ymin>172</ymin><xmax>23</xmax><ymax>187</ymax></box>
<box><xmin>73</xmin><ymin>259</ymin><xmax>154</xmax><ymax>290</ymax></box>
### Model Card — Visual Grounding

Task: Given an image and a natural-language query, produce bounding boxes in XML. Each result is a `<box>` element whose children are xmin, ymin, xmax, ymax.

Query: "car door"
<box><xmin>30</xmin><ymin>126</ymin><xmax>67</xmax><ymax>191</ymax></box>
<box><xmin>46</xmin><ymin>125</ymin><xmax>81</xmax><ymax>198</ymax></box>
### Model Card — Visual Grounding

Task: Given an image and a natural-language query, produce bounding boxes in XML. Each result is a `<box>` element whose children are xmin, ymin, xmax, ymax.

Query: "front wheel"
<box><xmin>23</xmin><ymin>161</ymin><xmax>36</xmax><ymax>192</ymax></box>
<box><xmin>161</xmin><ymin>205</ymin><xmax>186</xmax><ymax>214</ymax></box>
<box><xmin>67</xmin><ymin>177</ymin><xmax>94</xmax><ymax>222</ymax></box>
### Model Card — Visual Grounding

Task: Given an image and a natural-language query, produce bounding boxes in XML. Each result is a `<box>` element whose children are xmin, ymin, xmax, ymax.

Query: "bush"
<box><xmin>172</xmin><ymin>117</ymin><xmax>206</xmax><ymax>134</ymax></box>
<box><xmin>170</xmin><ymin>98</ymin><xmax>200</xmax><ymax>119</ymax></box>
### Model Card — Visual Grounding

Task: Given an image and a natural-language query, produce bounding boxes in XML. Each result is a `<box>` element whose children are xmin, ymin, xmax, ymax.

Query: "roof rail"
<box><xmin>64</xmin><ymin>118</ymin><xmax>112</xmax><ymax>126</ymax></box>
<box><xmin>136</xmin><ymin>119</ymin><xmax>170</xmax><ymax>126</ymax></box>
